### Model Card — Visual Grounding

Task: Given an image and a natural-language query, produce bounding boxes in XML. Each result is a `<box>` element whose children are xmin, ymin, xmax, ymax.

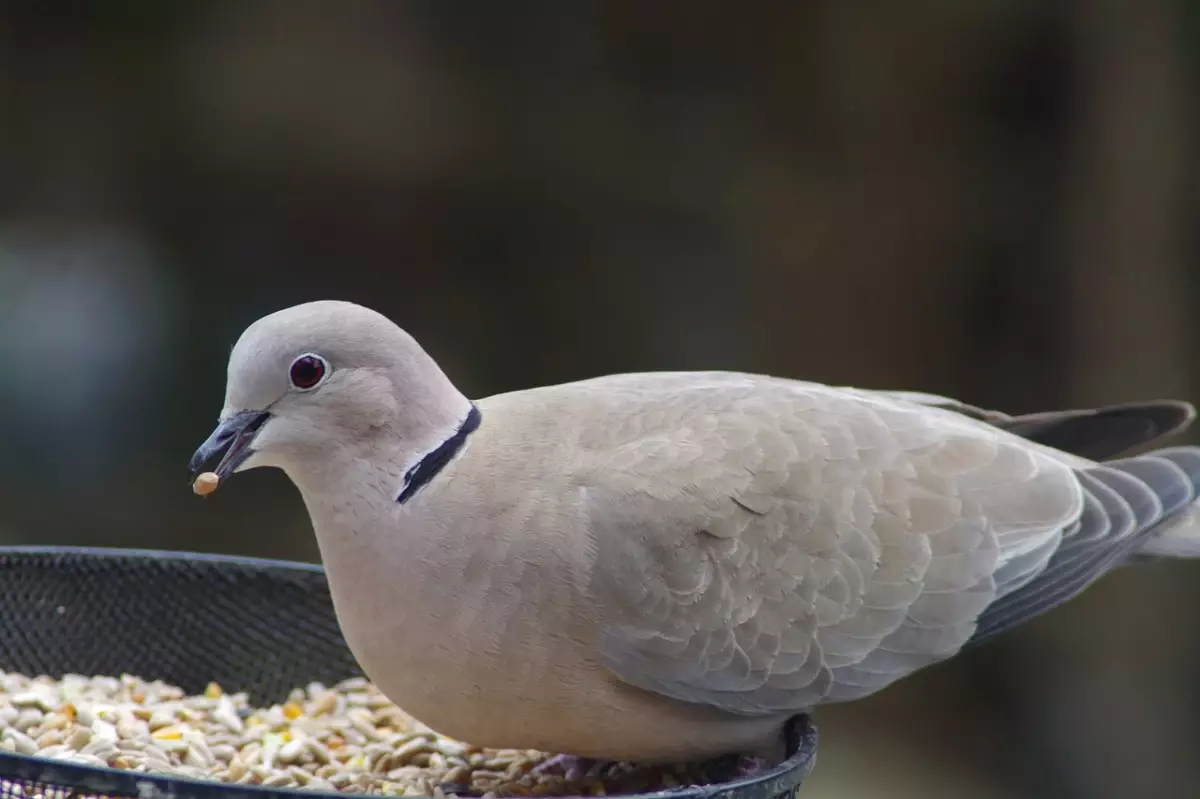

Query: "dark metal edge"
<box><xmin>0</xmin><ymin>545</ymin><xmax>326</xmax><ymax>574</ymax></box>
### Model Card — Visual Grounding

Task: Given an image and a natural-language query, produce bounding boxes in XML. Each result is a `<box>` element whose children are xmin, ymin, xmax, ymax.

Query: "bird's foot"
<box><xmin>532</xmin><ymin>754</ymin><xmax>612</xmax><ymax>782</ymax></box>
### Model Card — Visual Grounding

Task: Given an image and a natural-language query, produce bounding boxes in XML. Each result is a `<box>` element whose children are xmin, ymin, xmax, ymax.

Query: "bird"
<box><xmin>188</xmin><ymin>299</ymin><xmax>1200</xmax><ymax>775</ymax></box>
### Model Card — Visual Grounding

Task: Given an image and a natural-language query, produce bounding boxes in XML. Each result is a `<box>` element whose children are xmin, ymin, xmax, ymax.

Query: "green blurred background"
<box><xmin>2</xmin><ymin>2</ymin><xmax>1199</xmax><ymax>797</ymax></box>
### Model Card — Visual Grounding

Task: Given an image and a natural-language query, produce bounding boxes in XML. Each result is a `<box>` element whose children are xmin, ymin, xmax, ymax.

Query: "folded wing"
<box><xmin>585</xmin><ymin>381</ymin><xmax>1090</xmax><ymax>714</ymax></box>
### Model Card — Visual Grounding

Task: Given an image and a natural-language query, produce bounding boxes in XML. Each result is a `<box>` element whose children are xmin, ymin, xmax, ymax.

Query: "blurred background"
<box><xmin>1</xmin><ymin>1</ymin><xmax>1199</xmax><ymax>797</ymax></box>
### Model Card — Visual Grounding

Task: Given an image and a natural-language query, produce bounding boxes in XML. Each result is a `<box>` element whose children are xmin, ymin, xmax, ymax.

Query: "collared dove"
<box><xmin>189</xmin><ymin>300</ymin><xmax>1200</xmax><ymax>771</ymax></box>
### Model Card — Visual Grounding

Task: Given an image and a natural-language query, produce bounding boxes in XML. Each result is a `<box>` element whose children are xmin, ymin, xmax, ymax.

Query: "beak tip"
<box><xmin>188</xmin><ymin>409</ymin><xmax>271</xmax><ymax>491</ymax></box>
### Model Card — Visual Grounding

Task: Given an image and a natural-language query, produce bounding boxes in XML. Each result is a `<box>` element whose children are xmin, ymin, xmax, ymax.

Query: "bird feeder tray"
<box><xmin>0</xmin><ymin>547</ymin><xmax>818</xmax><ymax>799</ymax></box>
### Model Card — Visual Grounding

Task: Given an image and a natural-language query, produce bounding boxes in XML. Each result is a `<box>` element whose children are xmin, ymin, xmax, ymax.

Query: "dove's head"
<box><xmin>187</xmin><ymin>300</ymin><xmax>470</xmax><ymax>489</ymax></box>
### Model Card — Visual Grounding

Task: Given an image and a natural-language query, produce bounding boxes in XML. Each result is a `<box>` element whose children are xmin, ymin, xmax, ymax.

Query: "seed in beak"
<box><xmin>193</xmin><ymin>472</ymin><xmax>220</xmax><ymax>496</ymax></box>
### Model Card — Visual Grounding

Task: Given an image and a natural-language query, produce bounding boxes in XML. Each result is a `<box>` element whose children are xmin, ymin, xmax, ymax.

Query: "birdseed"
<box><xmin>192</xmin><ymin>472</ymin><xmax>220</xmax><ymax>496</ymax></box>
<box><xmin>0</xmin><ymin>671</ymin><xmax>751</xmax><ymax>797</ymax></box>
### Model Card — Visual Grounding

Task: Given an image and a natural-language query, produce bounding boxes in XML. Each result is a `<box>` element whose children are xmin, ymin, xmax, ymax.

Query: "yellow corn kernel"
<box><xmin>151</xmin><ymin>726</ymin><xmax>183</xmax><ymax>740</ymax></box>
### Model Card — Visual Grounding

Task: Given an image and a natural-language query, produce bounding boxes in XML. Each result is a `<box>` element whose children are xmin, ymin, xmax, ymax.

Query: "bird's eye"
<box><xmin>289</xmin><ymin>354</ymin><xmax>328</xmax><ymax>390</ymax></box>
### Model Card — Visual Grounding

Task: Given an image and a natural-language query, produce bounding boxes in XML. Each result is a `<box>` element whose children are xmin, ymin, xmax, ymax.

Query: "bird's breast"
<box><xmin>294</xmin><ymin>465</ymin><xmax>791</xmax><ymax>761</ymax></box>
<box><xmin>307</xmin><ymin>497</ymin><xmax>603</xmax><ymax>749</ymax></box>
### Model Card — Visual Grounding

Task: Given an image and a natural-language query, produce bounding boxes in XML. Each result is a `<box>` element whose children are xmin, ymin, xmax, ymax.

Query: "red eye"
<box><xmin>289</xmin><ymin>354</ymin><xmax>328</xmax><ymax>390</ymax></box>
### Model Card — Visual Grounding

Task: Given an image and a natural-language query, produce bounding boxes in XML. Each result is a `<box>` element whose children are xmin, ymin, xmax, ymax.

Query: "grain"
<box><xmin>0</xmin><ymin>671</ymin><xmax>746</xmax><ymax>797</ymax></box>
<box><xmin>192</xmin><ymin>472</ymin><xmax>220</xmax><ymax>495</ymax></box>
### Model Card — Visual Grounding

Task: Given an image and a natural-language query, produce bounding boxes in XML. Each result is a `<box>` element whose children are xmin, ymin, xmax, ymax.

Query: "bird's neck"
<box><xmin>395</xmin><ymin>403</ymin><xmax>481</xmax><ymax>504</ymax></box>
<box><xmin>283</xmin><ymin>410</ymin><xmax>513</xmax><ymax>733</ymax></box>
<box><xmin>284</xmin><ymin>420</ymin><xmax>469</xmax><ymax>647</ymax></box>
<box><xmin>284</xmin><ymin>392</ymin><xmax>479</xmax><ymax>582</ymax></box>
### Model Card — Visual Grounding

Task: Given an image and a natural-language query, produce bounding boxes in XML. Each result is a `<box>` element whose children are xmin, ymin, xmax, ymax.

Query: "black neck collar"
<box><xmin>397</xmin><ymin>404</ymin><xmax>481</xmax><ymax>505</ymax></box>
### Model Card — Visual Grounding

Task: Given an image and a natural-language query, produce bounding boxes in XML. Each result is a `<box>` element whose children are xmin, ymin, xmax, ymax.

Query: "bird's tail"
<box><xmin>898</xmin><ymin>392</ymin><xmax>1200</xmax><ymax>559</ymax></box>
<box><xmin>1138</xmin><ymin>515</ymin><xmax>1200</xmax><ymax>556</ymax></box>
<box><xmin>967</xmin><ymin>400</ymin><xmax>1200</xmax><ymax>559</ymax></box>
<box><xmin>1130</xmin><ymin>447</ymin><xmax>1200</xmax><ymax>558</ymax></box>
<box><xmin>966</xmin><ymin>444</ymin><xmax>1200</xmax><ymax>648</ymax></box>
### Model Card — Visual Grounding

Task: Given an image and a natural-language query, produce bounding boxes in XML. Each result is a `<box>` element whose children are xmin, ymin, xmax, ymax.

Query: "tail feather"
<box><xmin>882</xmin><ymin>392</ymin><xmax>1197</xmax><ymax>461</ymax></box>
<box><xmin>967</xmin><ymin>446</ymin><xmax>1200</xmax><ymax>647</ymax></box>
<box><xmin>1130</xmin><ymin>447</ymin><xmax>1200</xmax><ymax>558</ymax></box>
<box><xmin>995</xmin><ymin>401</ymin><xmax>1196</xmax><ymax>461</ymax></box>
<box><xmin>1103</xmin><ymin>455</ymin><xmax>1194</xmax><ymax>520</ymax></box>
<box><xmin>1148</xmin><ymin>446</ymin><xmax>1200</xmax><ymax>483</ymax></box>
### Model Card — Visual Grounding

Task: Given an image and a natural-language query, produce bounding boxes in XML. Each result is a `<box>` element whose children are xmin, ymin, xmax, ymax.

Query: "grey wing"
<box><xmin>585</xmin><ymin>385</ymin><xmax>1091</xmax><ymax>715</ymax></box>
<box><xmin>966</xmin><ymin>447</ymin><xmax>1200</xmax><ymax>646</ymax></box>
<box><xmin>875</xmin><ymin>389</ymin><xmax>1200</xmax><ymax>640</ymax></box>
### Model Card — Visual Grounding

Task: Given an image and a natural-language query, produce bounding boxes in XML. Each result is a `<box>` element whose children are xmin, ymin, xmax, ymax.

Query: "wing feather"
<box><xmin>966</xmin><ymin>453</ymin><xmax>1200</xmax><ymax>647</ymax></box>
<box><xmin>585</xmin><ymin>379</ymin><xmax>1082</xmax><ymax>714</ymax></box>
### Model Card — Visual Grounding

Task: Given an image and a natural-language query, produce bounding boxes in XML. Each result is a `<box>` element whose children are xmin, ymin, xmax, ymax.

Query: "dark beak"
<box><xmin>187</xmin><ymin>410</ymin><xmax>272</xmax><ymax>484</ymax></box>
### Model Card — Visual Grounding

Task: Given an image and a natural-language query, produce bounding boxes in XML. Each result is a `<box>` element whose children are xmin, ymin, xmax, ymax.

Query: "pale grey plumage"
<box><xmin>584</xmin><ymin>375</ymin><xmax>1080</xmax><ymax>713</ymax></box>
<box><xmin>191</xmin><ymin>300</ymin><xmax>1200</xmax><ymax>764</ymax></box>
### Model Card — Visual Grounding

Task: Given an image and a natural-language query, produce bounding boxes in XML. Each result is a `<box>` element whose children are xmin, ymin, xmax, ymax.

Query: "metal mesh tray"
<box><xmin>0</xmin><ymin>546</ymin><xmax>817</xmax><ymax>799</ymax></box>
